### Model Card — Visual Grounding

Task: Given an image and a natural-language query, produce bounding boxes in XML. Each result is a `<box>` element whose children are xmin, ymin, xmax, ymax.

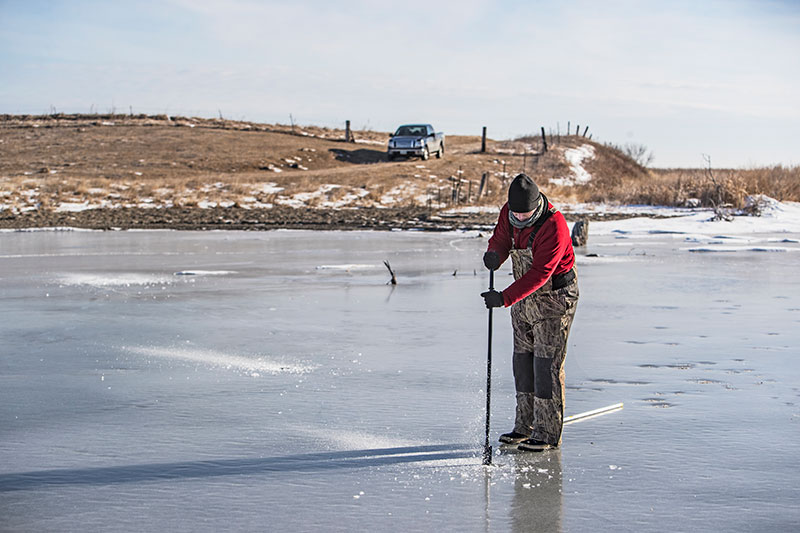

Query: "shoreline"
<box><xmin>0</xmin><ymin>206</ymin><xmax>665</xmax><ymax>232</ymax></box>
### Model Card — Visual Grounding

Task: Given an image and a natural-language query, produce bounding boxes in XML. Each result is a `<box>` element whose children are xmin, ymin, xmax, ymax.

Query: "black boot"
<box><xmin>499</xmin><ymin>431</ymin><xmax>529</xmax><ymax>444</ymax></box>
<box><xmin>517</xmin><ymin>438</ymin><xmax>556</xmax><ymax>452</ymax></box>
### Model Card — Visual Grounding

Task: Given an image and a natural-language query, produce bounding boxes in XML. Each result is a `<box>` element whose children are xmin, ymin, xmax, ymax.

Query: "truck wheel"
<box><xmin>437</xmin><ymin>144</ymin><xmax>444</xmax><ymax>159</ymax></box>
<box><xmin>422</xmin><ymin>147</ymin><xmax>429</xmax><ymax>161</ymax></box>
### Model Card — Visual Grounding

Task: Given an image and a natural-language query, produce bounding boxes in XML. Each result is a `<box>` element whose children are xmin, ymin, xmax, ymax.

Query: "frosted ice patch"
<box><xmin>126</xmin><ymin>346</ymin><xmax>316</xmax><ymax>375</ymax></box>
<box><xmin>58</xmin><ymin>273</ymin><xmax>174</xmax><ymax>287</ymax></box>
<box><xmin>315</xmin><ymin>264</ymin><xmax>379</xmax><ymax>271</ymax></box>
<box><xmin>174</xmin><ymin>270</ymin><xmax>237</xmax><ymax>276</ymax></box>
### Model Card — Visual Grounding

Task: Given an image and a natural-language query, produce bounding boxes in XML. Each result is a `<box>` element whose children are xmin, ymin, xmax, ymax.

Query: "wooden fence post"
<box><xmin>481</xmin><ymin>127</ymin><xmax>487</xmax><ymax>153</ymax></box>
<box><xmin>345</xmin><ymin>120</ymin><xmax>352</xmax><ymax>142</ymax></box>
<box><xmin>576</xmin><ymin>124</ymin><xmax>580</xmax><ymax>135</ymax></box>
<box><xmin>567</xmin><ymin>121</ymin><xmax>570</xmax><ymax>137</ymax></box>
<box><xmin>582</xmin><ymin>125</ymin><xmax>589</xmax><ymax>137</ymax></box>
<box><xmin>541</xmin><ymin>126</ymin><xmax>547</xmax><ymax>152</ymax></box>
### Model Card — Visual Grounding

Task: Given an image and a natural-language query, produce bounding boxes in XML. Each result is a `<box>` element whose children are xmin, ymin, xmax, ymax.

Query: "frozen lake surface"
<box><xmin>2</xmin><ymin>210</ymin><xmax>800</xmax><ymax>531</ymax></box>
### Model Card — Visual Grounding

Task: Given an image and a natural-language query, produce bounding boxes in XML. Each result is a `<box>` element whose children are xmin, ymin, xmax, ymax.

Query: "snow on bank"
<box><xmin>550</xmin><ymin>144</ymin><xmax>595</xmax><ymax>187</ymax></box>
<box><xmin>590</xmin><ymin>197</ymin><xmax>800</xmax><ymax>237</ymax></box>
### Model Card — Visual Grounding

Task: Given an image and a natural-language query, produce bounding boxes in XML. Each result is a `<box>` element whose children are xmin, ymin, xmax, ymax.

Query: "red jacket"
<box><xmin>487</xmin><ymin>202</ymin><xmax>575</xmax><ymax>307</ymax></box>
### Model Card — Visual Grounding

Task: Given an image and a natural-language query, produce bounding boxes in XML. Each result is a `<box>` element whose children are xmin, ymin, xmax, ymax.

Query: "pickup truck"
<box><xmin>387</xmin><ymin>124</ymin><xmax>444</xmax><ymax>161</ymax></box>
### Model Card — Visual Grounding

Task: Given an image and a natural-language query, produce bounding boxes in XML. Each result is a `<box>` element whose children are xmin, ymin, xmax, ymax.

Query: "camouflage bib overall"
<box><xmin>508</xmin><ymin>240</ymin><xmax>578</xmax><ymax>445</ymax></box>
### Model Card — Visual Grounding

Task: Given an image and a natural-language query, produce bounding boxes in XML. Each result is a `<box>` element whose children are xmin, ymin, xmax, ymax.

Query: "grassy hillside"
<box><xmin>1</xmin><ymin>114</ymin><xmax>797</xmax><ymax>223</ymax></box>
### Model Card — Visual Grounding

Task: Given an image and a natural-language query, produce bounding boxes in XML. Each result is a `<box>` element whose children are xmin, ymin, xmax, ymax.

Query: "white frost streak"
<box><xmin>550</xmin><ymin>144</ymin><xmax>595</xmax><ymax>187</ymax></box>
<box><xmin>58</xmin><ymin>273</ymin><xmax>174</xmax><ymax>287</ymax></box>
<box><xmin>126</xmin><ymin>346</ymin><xmax>316</xmax><ymax>375</ymax></box>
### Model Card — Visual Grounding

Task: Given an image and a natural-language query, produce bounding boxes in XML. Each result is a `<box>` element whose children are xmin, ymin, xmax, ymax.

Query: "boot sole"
<box><xmin>499</xmin><ymin>437</ymin><xmax>528</xmax><ymax>444</ymax></box>
<box><xmin>517</xmin><ymin>442</ymin><xmax>556</xmax><ymax>452</ymax></box>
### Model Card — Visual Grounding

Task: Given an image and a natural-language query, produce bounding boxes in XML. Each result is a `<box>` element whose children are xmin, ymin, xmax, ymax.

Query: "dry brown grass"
<box><xmin>2</xmin><ymin>115</ymin><xmax>797</xmax><ymax>214</ymax></box>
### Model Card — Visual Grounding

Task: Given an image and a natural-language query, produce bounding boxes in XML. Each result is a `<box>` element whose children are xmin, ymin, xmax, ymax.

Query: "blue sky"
<box><xmin>1</xmin><ymin>0</ymin><xmax>798</xmax><ymax>167</ymax></box>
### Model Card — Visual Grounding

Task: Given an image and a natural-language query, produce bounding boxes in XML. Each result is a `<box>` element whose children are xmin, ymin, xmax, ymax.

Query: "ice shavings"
<box><xmin>550</xmin><ymin>144</ymin><xmax>595</xmax><ymax>186</ymax></box>
<box><xmin>298</xmin><ymin>428</ymin><xmax>421</xmax><ymax>451</ymax></box>
<box><xmin>126</xmin><ymin>345</ymin><xmax>316</xmax><ymax>375</ymax></box>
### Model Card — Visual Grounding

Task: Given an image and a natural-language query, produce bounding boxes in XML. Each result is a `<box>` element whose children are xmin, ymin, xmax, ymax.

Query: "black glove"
<box><xmin>481</xmin><ymin>290</ymin><xmax>504</xmax><ymax>309</ymax></box>
<box><xmin>483</xmin><ymin>251</ymin><xmax>500</xmax><ymax>271</ymax></box>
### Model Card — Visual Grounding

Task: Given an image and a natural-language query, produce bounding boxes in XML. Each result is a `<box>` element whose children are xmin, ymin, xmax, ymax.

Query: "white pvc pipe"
<box><xmin>564</xmin><ymin>402</ymin><xmax>624</xmax><ymax>425</ymax></box>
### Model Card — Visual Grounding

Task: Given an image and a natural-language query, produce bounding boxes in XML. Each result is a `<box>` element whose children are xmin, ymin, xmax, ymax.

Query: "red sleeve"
<box><xmin>486</xmin><ymin>203</ymin><xmax>513</xmax><ymax>266</ymax></box>
<box><xmin>501</xmin><ymin>215</ymin><xmax>570</xmax><ymax>307</ymax></box>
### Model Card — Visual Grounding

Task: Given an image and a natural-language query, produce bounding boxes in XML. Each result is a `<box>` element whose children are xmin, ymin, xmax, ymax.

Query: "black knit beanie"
<box><xmin>507</xmin><ymin>174</ymin><xmax>541</xmax><ymax>212</ymax></box>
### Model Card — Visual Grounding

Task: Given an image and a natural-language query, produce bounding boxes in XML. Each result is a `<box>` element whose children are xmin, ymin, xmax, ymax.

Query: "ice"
<box><xmin>1</xmin><ymin>223</ymin><xmax>799</xmax><ymax>531</ymax></box>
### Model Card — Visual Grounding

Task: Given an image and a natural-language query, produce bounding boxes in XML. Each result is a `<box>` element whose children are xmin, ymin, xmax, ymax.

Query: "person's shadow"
<box><xmin>0</xmin><ymin>444</ymin><xmax>475</xmax><ymax>492</ymax></box>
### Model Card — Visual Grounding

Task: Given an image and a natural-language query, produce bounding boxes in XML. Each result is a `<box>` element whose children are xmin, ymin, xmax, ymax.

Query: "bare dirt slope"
<box><xmin>0</xmin><ymin>114</ymin><xmax>648</xmax><ymax>230</ymax></box>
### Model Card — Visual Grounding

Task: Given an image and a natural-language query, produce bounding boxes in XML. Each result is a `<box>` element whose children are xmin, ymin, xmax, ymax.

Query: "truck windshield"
<box><xmin>395</xmin><ymin>126</ymin><xmax>426</xmax><ymax>137</ymax></box>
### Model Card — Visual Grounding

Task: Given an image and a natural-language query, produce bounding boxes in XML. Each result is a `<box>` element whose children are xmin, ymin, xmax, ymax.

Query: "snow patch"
<box><xmin>550</xmin><ymin>144</ymin><xmax>595</xmax><ymax>187</ymax></box>
<box><xmin>252</xmin><ymin>182</ymin><xmax>284</xmax><ymax>195</ymax></box>
<box><xmin>55</xmin><ymin>202</ymin><xmax>94</xmax><ymax>212</ymax></box>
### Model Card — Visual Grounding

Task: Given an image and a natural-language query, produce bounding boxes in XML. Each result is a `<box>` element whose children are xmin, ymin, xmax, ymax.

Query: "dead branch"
<box><xmin>383</xmin><ymin>260</ymin><xmax>397</xmax><ymax>285</ymax></box>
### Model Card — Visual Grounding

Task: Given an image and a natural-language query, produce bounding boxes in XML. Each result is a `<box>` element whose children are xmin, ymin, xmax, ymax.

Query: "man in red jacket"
<box><xmin>481</xmin><ymin>174</ymin><xmax>579</xmax><ymax>451</ymax></box>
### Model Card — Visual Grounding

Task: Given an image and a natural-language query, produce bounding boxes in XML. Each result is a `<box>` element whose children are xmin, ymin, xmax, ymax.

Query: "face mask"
<box><xmin>508</xmin><ymin>195</ymin><xmax>544</xmax><ymax>229</ymax></box>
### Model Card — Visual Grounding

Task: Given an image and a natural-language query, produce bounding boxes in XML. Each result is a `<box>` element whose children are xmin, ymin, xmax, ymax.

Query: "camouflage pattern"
<box><xmin>508</xmin><ymin>247</ymin><xmax>578</xmax><ymax>445</ymax></box>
